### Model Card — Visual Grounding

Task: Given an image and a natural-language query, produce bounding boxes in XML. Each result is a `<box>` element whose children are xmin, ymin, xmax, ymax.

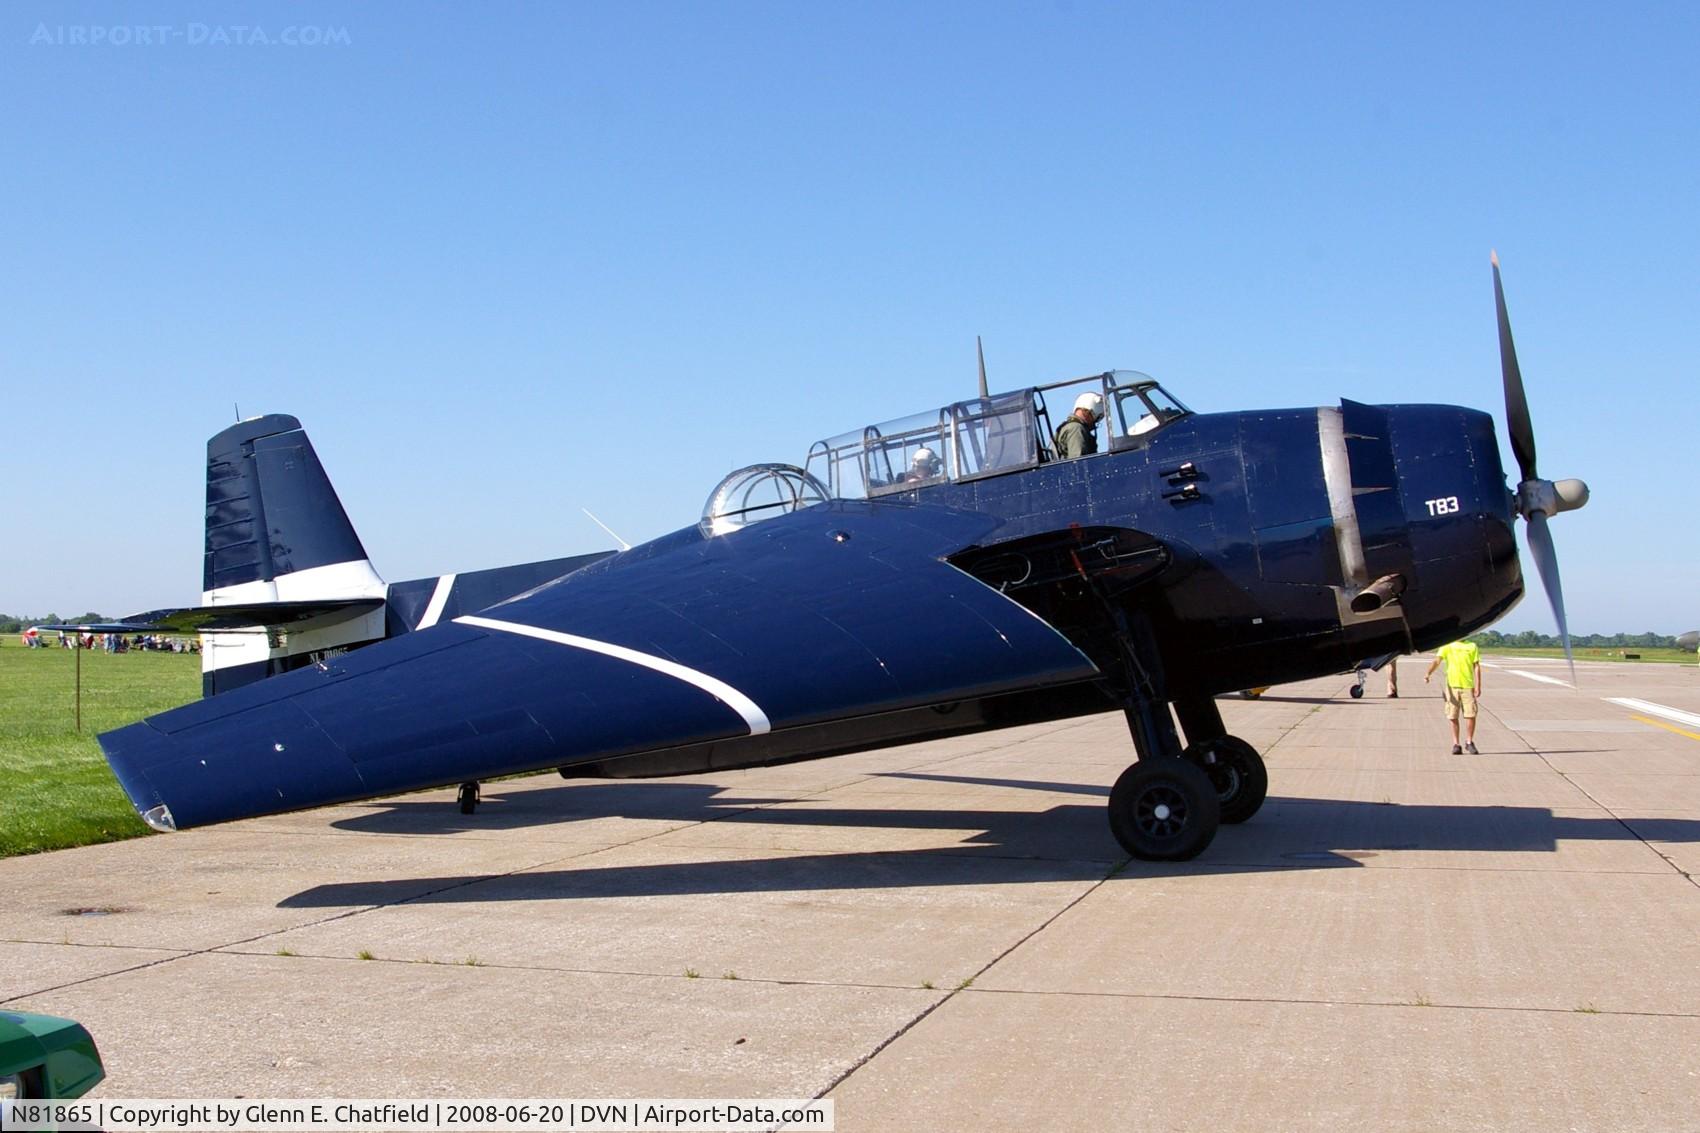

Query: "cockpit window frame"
<box><xmin>1105</xmin><ymin>373</ymin><xmax>1193</xmax><ymax>453</ymax></box>
<box><xmin>946</xmin><ymin>390</ymin><xmax>1044</xmax><ymax>485</ymax></box>
<box><xmin>861</xmin><ymin>411</ymin><xmax>952</xmax><ymax>498</ymax></box>
<box><xmin>802</xmin><ymin>369</ymin><xmax>1193</xmax><ymax>497</ymax></box>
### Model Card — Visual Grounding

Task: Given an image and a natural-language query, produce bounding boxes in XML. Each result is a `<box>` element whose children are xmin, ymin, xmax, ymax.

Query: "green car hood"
<box><xmin>0</xmin><ymin>1011</ymin><xmax>105</xmax><ymax>1098</ymax></box>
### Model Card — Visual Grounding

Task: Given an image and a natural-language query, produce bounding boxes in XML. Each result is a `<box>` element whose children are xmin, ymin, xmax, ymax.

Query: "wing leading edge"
<box><xmin>99</xmin><ymin>502</ymin><xmax>1101</xmax><ymax>830</ymax></box>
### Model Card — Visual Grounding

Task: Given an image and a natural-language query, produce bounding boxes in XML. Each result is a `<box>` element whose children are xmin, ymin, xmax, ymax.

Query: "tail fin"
<box><xmin>201</xmin><ymin>416</ymin><xmax>388</xmax><ymax>695</ymax></box>
<box><xmin>204</xmin><ymin>414</ymin><xmax>385</xmax><ymax>603</ymax></box>
<box><xmin>192</xmin><ymin>414</ymin><xmax>617</xmax><ymax>697</ymax></box>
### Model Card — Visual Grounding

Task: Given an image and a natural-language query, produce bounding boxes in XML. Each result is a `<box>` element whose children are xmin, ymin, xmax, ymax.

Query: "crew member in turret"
<box><xmin>1055</xmin><ymin>392</ymin><xmax>1104</xmax><ymax>459</ymax></box>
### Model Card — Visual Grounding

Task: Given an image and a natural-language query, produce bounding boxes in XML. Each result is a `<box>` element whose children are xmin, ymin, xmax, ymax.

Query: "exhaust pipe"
<box><xmin>1350</xmin><ymin>573</ymin><xmax>1407</xmax><ymax>615</ymax></box>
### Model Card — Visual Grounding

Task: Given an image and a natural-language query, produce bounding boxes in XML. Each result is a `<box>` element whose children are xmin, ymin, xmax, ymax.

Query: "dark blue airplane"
<box><xmin>98</xmin><ymin>256</ymin><xmax>1588</xmax><ymax>861</ymax></box>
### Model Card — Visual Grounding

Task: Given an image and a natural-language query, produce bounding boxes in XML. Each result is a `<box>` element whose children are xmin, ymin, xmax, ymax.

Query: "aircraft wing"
<box><xmin>99</xmin><ymin>502</ymin><xmax>1102</xmax><ymax>830</ymax></box>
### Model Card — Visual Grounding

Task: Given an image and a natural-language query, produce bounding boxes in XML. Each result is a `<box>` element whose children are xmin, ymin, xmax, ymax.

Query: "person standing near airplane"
<box><xmin>1055</xmin><ymin>392</ymin><xmax>1104</xmax><ymax>458</ymax></box>
<box><xmin>1424</xmin><ymin>640</ymin><xmax>1482</xmax><ymax>753</ymax></box>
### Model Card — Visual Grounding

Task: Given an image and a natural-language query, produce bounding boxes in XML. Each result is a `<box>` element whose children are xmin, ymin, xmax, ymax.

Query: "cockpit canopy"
<box><xmin>701</xmin><ymin>463</ymin><xmax>830</xmax><ymax>536</ymax></box>
<box><xmin>805</xmin><ymin>371</ymin><xmax>1191</xmax><ymax>500</ymax></box>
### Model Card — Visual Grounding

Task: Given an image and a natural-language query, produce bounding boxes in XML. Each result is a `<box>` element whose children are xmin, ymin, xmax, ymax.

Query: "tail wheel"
<box><xmin>1108</xmin><ymin>759</ymin><xmax>1220</xmax><ymax>861</ymax></box>
<box><xmin>1183</xmin><ymin>735</ymin><xmax>1268</xmax><ymax>824</ymax></box>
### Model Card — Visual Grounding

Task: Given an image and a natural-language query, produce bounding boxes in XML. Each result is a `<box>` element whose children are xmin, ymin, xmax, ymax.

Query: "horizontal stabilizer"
<box><xmin>120</xmin><ymin>599</ymin><xmax>387</xmax><ymax>634</ymax></box>
<box><xmin>44</xmin><ymin>601</ymin><xmax>385</xmax><ymax>636</ymax></box>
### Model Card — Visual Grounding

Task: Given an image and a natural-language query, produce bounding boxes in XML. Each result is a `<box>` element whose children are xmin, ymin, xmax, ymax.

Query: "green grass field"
<box><xmin>1477</xmin><ymin>645</ymin><xmax>1698</xmax><ymax>664</ymax></box>
<box><xmin>0</xmin><ymin>639</ymin><xmax>201</xmax><ymax>857</ymax></box>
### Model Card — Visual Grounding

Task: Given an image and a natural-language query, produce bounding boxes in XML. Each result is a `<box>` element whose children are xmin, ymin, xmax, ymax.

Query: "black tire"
<box><xmin>458</xmin><ymin>782</ymin><xmax>479</xmax><ymax>815</ymax></box>
<box><xmin>1184</xmin><ymin>735</ymin><xmax>1268</xmax><ymax>824</ymax></box>
<box><xmin>1108</xmin><ymin>759</ymin><xmax>1220</xmax><ymax>861</ymax></box>
<box><xmin>1349</xmin><ymin>683</ymin><xmax>1365</xmax><ymax>698</ymax></box>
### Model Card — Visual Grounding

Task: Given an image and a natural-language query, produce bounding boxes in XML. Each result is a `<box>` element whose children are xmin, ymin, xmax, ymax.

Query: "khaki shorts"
<box><xmin>1443</xmin><ymin>686</ymin><xmax>1478</xmax><ymax>720</ymax></box>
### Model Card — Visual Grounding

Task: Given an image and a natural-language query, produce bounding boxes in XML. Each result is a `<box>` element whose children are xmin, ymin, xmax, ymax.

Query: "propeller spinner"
<box><xmin>1491</xmin><ymin>251</ymin><xmax>1591</xmax><ymax>683</ymax></box>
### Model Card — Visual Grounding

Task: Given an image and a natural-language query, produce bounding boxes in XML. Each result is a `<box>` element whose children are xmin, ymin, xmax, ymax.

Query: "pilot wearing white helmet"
<box><xmin>907</xmin><ymin>446</ymin><xmax>943</xmax><ymax>482</ymax></box>
<box><xmin>1055</xmin><ymin>391</ymin><xmax>1104</xmax><ymax>459</ymax></box>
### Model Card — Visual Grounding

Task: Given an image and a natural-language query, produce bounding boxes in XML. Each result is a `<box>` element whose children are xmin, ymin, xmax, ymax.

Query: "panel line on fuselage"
<box><xmin>453</xmin><ymin>614</ymin><xmax>774</xmax><ymax>735</ymax></box>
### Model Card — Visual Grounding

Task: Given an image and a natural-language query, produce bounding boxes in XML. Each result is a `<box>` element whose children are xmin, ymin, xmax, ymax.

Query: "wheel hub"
<box><xmin>1206</xmin><ymin>763</ymin><xmax>1241</xmax><ymax>801</ymax></box>
<box><xmin>1193</xmin><ymin>743</ymin><xmax>1243</xmax><ymax>801</ymax></box>
<box><xmin>1136</xmin><ymin>786</ymin><xmax>1188</xmax><ymax>837</ymax></box>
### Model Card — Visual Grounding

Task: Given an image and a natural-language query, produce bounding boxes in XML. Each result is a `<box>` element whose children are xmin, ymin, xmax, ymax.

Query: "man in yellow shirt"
<box><xmin>1424</xmin><ymin>640</ymin><xmax>1482</xmax><ymax>754</ymax></box>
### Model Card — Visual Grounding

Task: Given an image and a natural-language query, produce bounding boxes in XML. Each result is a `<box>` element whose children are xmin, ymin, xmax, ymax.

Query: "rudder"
<box><xmin>201</xmin><ymin>415</ymin><xmax>388</xmax><ymax>694</ymax></box>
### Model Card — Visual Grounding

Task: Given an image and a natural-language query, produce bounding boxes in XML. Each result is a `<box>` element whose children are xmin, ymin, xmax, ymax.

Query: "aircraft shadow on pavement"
<box><xmin>278</xmin><ymin>774</ymin><xmax>1700</xmax><ymax>908</ymax></box>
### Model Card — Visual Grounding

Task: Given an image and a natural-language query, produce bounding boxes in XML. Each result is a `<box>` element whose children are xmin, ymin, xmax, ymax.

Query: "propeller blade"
<box><xmin>1525</xmin><ymin>509</ymin><xmax>1575</xmax><ymax>686</ymax></box>
<box><xmin>977</xmin><ymin>336</ymin><xmax>990</xmax><ymax>400</ymax></box>
<box><xmin>1492</xmin><ymin>251</ymin><xmax>1539</xmax><ymax>483</ymax></box>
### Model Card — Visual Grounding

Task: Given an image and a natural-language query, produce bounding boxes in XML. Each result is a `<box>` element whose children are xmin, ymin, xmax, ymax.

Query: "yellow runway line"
<box><xmin>1631</xmin><ymin>714</ymin><xmax>1700</xmax><ymax>742</ymax></box>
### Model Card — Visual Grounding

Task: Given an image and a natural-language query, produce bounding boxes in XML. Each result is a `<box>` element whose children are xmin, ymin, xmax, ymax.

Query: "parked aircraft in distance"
<box><xmin>97</xmin><ymin>255</ymin><xmax>1589</xmax><ymax>861</ymax></box>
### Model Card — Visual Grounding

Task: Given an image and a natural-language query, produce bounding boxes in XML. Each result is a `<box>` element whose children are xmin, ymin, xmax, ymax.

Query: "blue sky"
<box><xmin>3</xmin><ymin>2</ymin><xmax>1695</xmax><ymax>633</ymax></box>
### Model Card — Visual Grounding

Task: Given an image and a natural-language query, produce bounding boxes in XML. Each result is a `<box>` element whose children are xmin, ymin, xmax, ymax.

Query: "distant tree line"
<box><xmin>1468</xmin><ymin>629</ymin><xmax>1685</xmax><ymax>649</ymax></box>
<box><xmin>0</xmin><ymin>613</ymin><xmax>108</xmax><ymax>633</ymax></box>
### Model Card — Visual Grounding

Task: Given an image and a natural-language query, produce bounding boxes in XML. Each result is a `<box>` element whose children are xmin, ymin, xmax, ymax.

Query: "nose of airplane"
<box><xmin>1382</xmin><ymin>404</ymin><xmax>1524</xmax><ymax>648</ymax></box>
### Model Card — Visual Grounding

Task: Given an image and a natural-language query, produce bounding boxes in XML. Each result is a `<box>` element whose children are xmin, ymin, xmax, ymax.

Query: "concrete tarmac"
<box><xmin>5</xmin><ymin>658</ymin><xmax>1699</xmax><ymax>1130</ymax></box>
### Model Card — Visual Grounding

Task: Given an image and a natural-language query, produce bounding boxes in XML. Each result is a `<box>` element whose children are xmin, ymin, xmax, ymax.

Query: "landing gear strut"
<box><xmin>1098</xmin><ymin>609</ymin><xmax>1269</xmax><ymax>860</ymax></box>
<box><xmin>457</xmin><ymin>781</ymin><xmax>480</xmax><ymax>815</ymax></box>
<box><xmin>1101</xmin><ymin>611</ymin><xmax>1223</xmax><ymax>861</ymax></box>
<box><xmin>1175</xmin><ymin>698</ymin><xmax>1268</xmax><ymax>825</ymax></box>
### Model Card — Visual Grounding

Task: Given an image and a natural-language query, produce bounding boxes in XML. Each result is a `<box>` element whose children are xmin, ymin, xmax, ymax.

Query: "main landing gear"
<box><xmin>1109</xmin><ymin>698</ymin><xmax>1268</xmax><ymax>860</ymax></box>
<box><xmin>1103</xmin><ymin>615</ymin><xmax>1268</xmax><ymax>860</ymax></box>
<box><xmin>457</xmin><ymin>781</ymin><xmax>480</xmax><ymax>815</ymax></box>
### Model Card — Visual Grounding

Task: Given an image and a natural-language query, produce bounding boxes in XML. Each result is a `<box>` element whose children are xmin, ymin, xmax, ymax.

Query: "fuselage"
<box><xmin>101</xmin><ymin>396</ymin><xmax>1526</xmax><ymax>829</ymax></box>
<box><xmin>641</xmin><ymin>398</ymin><xmax>1522</xmax><ymax>700</ymax></box>
<box><xmin>882</xmin><ymin>399</ymin><xmax>1523</xmax><ymax>695</ymax></box>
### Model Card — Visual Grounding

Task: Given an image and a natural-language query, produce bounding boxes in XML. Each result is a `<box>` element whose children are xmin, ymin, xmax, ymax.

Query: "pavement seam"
<box><xmin>953</xmin><ymin>985</ymin><xmax>1700</xmax><ymax>1020</ymax></box>
<box><xmin>810</xmin><ymin>855</ymin><xmax>1132</xmax><ymax>1102</ymax></box>
<box><xmin>1483</xmin><ymin>699</ymin><xmax>1700</xmax><ymax>892</ymax></box>
<box><xmin>0</xmin><ymin>944</ymin><xmax>234</xmax><ymax>1005</ymax></box>
<box><xmin>1</xmin><ymin>939</ymin><xmax>192</xmax><ymax>955</ymax></box>
<box><xmin>189</xmin><ymin>949</ymin><xmax>960</xmax><ymax>994</ymax></box>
